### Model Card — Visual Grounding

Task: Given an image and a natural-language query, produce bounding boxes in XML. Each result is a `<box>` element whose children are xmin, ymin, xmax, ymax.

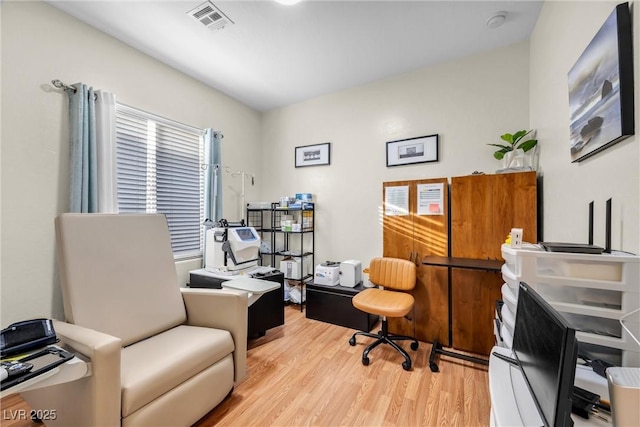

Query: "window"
<box><xmin>115</xmin><ymin>104</ymin><xmax>205</xmax><ymax>259</ymax></box>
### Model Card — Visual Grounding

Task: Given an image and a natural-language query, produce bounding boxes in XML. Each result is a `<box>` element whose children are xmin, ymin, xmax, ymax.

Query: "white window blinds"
<box><xmin>115</xmin><ymin>104</ymin><xmax>204</xmax><ymax>258</ymax></box>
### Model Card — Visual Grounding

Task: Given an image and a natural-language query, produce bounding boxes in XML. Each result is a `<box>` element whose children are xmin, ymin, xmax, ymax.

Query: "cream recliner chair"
<box><xmin>22</xmin><ymin>213</ymin><xmax>247</xmax><ymax>427</ymax></box>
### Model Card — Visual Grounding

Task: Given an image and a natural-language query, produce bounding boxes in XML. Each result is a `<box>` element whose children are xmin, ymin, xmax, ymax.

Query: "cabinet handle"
<box><xmin>409</xmin><ymin>251</ymin><xmax>413</xmax><ymax>262</ymax></box>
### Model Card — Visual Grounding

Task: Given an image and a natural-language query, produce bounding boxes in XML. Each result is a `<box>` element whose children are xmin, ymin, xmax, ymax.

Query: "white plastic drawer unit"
<box><xmin>501</xmin><ymin>243</ymin><xmax>639</xmax><ymax>287</ymax></box>
<box><xmin>500</xmin><ymin>243</ymin><xmax>640</xmax><ymax>367</ymax></box>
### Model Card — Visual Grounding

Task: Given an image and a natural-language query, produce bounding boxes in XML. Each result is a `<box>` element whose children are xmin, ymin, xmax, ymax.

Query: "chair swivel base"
<box><xmin>349</xmin><ymin>321</ymin><xmax>418</xmax><ymax>371</ymax></box>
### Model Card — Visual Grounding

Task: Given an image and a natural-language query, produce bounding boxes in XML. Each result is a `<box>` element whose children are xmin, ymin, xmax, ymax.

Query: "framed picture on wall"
<box><xmin>295</xmin><ymin>142</ymin><xmax>331</xmax><ymax>167</ymax></box>
<box><xmin>567</xmin><ymin>2</ymin><xmax>634</xmax><ymax>163</ymax></box>
<box><xmin>386</xmin><ymin>134</ymin><xmax>439</xmax><ymax>167</ymax></box>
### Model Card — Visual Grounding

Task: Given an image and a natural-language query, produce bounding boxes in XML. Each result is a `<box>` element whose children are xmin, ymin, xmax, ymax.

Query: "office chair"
<box><xmin>349</xmin><ymin>257</ymin><xmax>418</xmax><ymax>371</ymax></box>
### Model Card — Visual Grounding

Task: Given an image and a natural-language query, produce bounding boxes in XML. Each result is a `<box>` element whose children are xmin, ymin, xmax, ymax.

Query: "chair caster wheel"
<box><xmin>349</xmin><ymin>337</ymin><xmax>356</xmax><ymax>346</ymax></box>
<box><xmin>429</xmin><ymin>362</ymin><xmax>439</xmax><ymax>372</ymax></box>
<box><xmin>402</xmin><ymin>361</ymin><xmax>412</xmax><ymax>371</ymax></box>
<box><xmin>410</xmin><ymin>342</ymin><xmax>419</xmax><ymax>351</ymax></box>
<box><xmin>362</xmin><ymin>357</ymin><xmax>369</xmax><ymax>366</ymax></box>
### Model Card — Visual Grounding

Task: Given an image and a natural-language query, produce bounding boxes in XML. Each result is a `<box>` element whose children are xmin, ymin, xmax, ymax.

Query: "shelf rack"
<box><xmin>247</xmin><ymin>203</ymin><xmax>315</xmax><ymax>311</ymax></box>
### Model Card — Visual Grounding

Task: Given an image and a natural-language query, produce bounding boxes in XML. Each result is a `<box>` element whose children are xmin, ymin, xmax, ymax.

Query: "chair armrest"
<box><xmin>21</xmin><ymin>321</ymin><xmax>122</xmax><ymax>427</ymax></box>
<box><xmin>180</xmin><ymin>288</ymin><xmax>248</xmax><ymax>383</ymax></box>
<box><xmin>53</xmin><ymin>320</ymin><xmax>122</xmax><ymax>359</ymax></box>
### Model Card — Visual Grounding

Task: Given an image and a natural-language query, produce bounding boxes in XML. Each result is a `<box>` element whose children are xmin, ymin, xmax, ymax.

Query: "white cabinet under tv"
<box><xmin>498</xmin><ymin>244</ymin><xmax>640</xmax><ymax>367</ymax></box>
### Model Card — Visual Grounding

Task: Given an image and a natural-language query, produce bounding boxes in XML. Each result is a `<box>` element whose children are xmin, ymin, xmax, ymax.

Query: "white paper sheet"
<box><xmin>417</xmin><ymin>183</ymin><xmax>444</xmax><ymax>215</ymax></box>
<box><xmin>385</xmin><ymin>186</ymin><xmax>409</xmax><ymax>216</ymax></box>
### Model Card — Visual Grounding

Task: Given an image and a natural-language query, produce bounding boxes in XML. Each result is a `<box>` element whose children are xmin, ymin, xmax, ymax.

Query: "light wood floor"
<box><xmin>1</xmin><ymin>305</ymin><xmax>491</xmax><ymax>426</ymax></box>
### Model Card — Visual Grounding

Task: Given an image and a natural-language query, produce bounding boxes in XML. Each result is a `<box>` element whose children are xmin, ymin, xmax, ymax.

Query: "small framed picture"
<box><xmin>386</xmin><ymin>134</ymin><xmax>439</xmax><ymax>167</ymax></box>
<box><xmin>295</xmin><ymin>142</ymin><xmax>331</xmax><ymax>167</ymax></box>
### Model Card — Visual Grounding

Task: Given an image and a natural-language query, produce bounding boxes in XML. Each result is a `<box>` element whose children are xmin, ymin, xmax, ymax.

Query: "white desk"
<box><xmin>489</xmin><ymin>346</ymin><xmax>610</xmax><ymax>426</ymax></box>
<box><xmin>189</xmin><ymin>268</ymin><xmax>280</xmax><ymax>306</ymax></box>
<box><xmin>1</xmin><ymin>347</ymin><xmax>89</xmax><ymax>399</ymax></box>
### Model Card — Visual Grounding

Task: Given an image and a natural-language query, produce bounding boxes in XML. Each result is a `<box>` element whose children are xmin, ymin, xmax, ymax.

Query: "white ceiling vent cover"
<box><xmin>187</xmin><ymin>1</ymin><xmax>234</xmax><ymax>31</ymax></box>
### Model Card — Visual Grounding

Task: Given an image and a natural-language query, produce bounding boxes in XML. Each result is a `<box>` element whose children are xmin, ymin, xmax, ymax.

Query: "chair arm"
<box><xmin>53</xmin><ymin>320</ymin><xmax>122</xmax><ymax>359</ymax></box>
<box><xmin>180</xmin><ymin>288</ymin><xmax>248</xmax><ymax>383</ymax></box>
<box><xmin>21</xmin><ymin>321</ymin><xmax>122</xmax><ymax>427</ymax></box>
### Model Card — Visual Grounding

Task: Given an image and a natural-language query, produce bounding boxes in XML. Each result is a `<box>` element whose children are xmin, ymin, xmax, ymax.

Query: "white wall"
<box><xmin>3</xmin><ymin>1</ymin><xmax>638</xmax><ymax>327</ymax></box>
<box><xmin>0</xmin><ymin>1</ymin><xmax>262</xmax><ymax>326</ymax></box>
<box><xmin>529</xmin><ymin>1</ymin><xmax>639</xmax><ymax>253</ymax></box>
<box><xmin>261</xmin><ymin>42</ymin><xmax>531</xmax><ymax>265</ymax></box>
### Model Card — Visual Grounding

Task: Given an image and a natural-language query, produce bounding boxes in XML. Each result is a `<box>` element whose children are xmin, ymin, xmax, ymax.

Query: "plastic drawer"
<box><xmin>501</xmin><ymin>283</ymin><xmax>518</xmax><ymax>314</ymax></box>
<box><xmin>500</xmin><ymin>324</ymin><xmax>513</xmax><ymax>349</ymax></box>
<box><xmin>537</xmin><ymin>258</ymin><xmax>622</xmax><ymax>281</ymax></box>
<box><xmin>533</xmin><ymin>282</ymin><xmax>623</xmax><ymax>309</ymax></box>
<box><xmin>501</xmin><ymin>264</ymin><xmax>519</xmax><ymax>290</ymax></box>
<box><xmin>501</xmin><ymin>304</ymin><xmax>515</xmax><ymax>337</ymax></box>
<box><xmin>562</xmin><ymin>311</ymin><xmax>622</xmax><ymax>338</ymax></box>
<box><xmin>494</xmin><ymin>317</ymin><xmax>506</xmax><ymax>348</ymax></box>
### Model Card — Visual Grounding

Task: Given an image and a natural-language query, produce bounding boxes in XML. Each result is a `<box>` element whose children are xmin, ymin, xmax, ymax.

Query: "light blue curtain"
<box><xmin>68</xmin><ymin>83</ymin><xmax>97</xmax><ymax>213</ymax></box>
<box><xmin>203</xmin><ymin>129</ymin><xmax>223</xmax><ymax>222</ymax></box>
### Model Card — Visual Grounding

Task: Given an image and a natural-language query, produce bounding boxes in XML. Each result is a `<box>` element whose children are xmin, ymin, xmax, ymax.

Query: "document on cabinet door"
<box><xmin>417</xmin><ymin>183</ymin><xmax>443</xmax><ymax>215</ymax></box>
<box><xmin>385</xmin><ymin>186</ymin><xmax>409</xmax><ymax>216</ymax></box>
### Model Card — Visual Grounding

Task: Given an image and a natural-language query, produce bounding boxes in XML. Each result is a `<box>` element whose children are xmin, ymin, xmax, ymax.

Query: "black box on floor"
<box><xmin>306</xmin><ymin>282</ymin><xmax>378</xmax><ymax>331</ymax></box>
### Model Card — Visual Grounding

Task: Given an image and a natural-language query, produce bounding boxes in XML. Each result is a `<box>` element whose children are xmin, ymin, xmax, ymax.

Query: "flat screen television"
<box><xmin>513</xmin><ymin>281</ymin><xmax>579</xmax><ymax>427</ymax></box>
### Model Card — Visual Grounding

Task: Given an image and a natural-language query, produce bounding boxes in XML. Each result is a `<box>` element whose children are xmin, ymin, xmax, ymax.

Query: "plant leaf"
<box><xmin>512</xmin><ymin>130</ymin><xmax>528</xmax><ymax>143</ymax></box>
<box><xmin>487</xmin><ymin>143</ymin><xmax>512</xmax><ymax>150</ymax></box>
<box><xmin>500</xmin><ymin>133</ymin><xmax>514</xmax><ymax>144</ymax></box>
<box><xmin>494</xmin><ymin>151</ymin><xmax>506</xmax><ymax>160</ymax></box>
<box><xmin>517</xmin><ymin>139</ymin><xmax>538</xmax><ymax>152</ymax></box>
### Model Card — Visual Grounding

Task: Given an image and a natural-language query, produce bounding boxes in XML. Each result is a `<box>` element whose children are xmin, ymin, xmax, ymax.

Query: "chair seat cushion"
<box><xmin>352</xmin><ymin>288</ymin><xmax>414</xmax><ymax>317</ymax></box>
<box><xmin>121</xmin><ymin>325</ymin><xmax>235</xmax><ymax>417</ymax></box>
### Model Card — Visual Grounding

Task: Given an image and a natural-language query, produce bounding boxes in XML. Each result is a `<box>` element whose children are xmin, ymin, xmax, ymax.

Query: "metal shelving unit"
<box><xmin>247</xmin><ymin>203</ymin><xmax>314</xmax><ymax>311</ymax></box>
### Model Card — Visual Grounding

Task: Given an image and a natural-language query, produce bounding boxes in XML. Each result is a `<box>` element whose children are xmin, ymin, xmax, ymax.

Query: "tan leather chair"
<box><xmin>349</xmin><ymin>257</ymin><xmax>418</xmax><ymax>370</ymax></box>
<box><xmin>22</xmin><ymin>214</ymin><xmax>248</xmax><ymax>427</ymax></box>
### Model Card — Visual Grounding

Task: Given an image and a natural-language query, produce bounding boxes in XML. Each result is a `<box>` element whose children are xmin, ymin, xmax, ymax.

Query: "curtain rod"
<box><xmin>51</xmin><ymin>79</ymin><xmax>77</xmax><ymax>93</ymax></box>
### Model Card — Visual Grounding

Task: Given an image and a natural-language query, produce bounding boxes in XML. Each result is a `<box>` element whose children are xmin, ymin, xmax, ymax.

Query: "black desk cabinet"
<box><xmin>306</xmin><ymin>282</ymin><xmax>378</xmax><ymax>331</ymax></box>
<box><xmin>189</xmin><ymin>270</ymin><xmax>285</xmax><ymax>338</ymax></box>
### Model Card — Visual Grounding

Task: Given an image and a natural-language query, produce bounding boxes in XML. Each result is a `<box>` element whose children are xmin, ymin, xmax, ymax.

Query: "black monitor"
<box><xmin>513</xmin><ymin>282</ymin><xmax>578</xmax><ymax>427</ymax></box>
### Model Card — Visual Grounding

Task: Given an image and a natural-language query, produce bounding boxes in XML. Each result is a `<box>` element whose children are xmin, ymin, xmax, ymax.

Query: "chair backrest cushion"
<box><xmin>55</xmin><ymin>213</ymin><xmax>187</xmax><ymax>346</ymax></box>
<box><xmin>369</xmin><ymin>257</ymin><xmax>416</xmax><ymax>291</ymax></box>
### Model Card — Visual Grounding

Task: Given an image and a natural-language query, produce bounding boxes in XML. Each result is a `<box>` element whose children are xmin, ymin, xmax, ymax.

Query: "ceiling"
<box><xmin>48</xmin><ymin>0</ymin><xmax>543</xmax><ymax>112</ymax></box>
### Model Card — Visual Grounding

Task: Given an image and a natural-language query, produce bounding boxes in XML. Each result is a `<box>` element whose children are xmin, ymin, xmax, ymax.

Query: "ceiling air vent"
<box><xmin>187</xmin><ymin>1</ymin><xmax>234</xmax><ymax>31</ymax></box>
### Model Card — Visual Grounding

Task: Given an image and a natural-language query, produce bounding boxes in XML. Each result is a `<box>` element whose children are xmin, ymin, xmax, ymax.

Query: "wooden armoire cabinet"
<box><xmin>450</xmin><ymin>171</ymin><xmax>537</xmax><ymax>355</ymax></box>
<box><xmin>382</xmin><ymin>178</ymin><xmax>450</xmax><ymax>346</ymax></box>
<box><xmin>382</xmin><ymin>172</ymin><xmax>538</xmax><ymax>358</ymax></box>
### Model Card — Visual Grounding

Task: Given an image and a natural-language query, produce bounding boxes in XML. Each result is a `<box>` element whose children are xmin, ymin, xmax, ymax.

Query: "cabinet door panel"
<box><xmin>388</xmin><ymin>307</ymin><xmax>415</xmax><ymax>337</ymax></box>
<box><xmin>450</xmin><ymin>172</ymin><xmax>537</xmax><ymax>356</ymax></box>
<box><xmin>412</xmin><ymin>179</ymin><xmax>449</xmax><ymax>344</ymax></box>
<box><xmin>491</xmin><ymin>171</ymin><xmax>537</xmax><ymax>258</ymax></box>
<box><xmin>451</xmin><ymin>175</ymin><xmax>494</xmax><ymax>258</ymax></box>
<box><xmin>383</xmin><ymin>181</ymin><xmax>414</xmax><ymax>261</ymax></box>
<box><xmin>384</xmin><ymin>178</ymin><xmax>449</xmax><ymax>342</ymax></box>
<box><xmin>384</xmin><ymin>180</ymin><xmax>416</xmax><ymax>336</ymax></box>
<box><xmin>451</xmin><ymin>270</ymin><xmax>502</xmax><ymax>356</ymax></box>
<box><xmin>414</xmin><ymin>265</ymin><xmax>449</xmax><ymax>345</ymax></box>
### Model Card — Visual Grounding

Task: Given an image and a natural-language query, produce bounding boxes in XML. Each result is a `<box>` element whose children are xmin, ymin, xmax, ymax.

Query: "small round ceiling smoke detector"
<box><xmin>275</xmin><ymin>0</ymin><xmax>302</xmax><ymax>5</ymax></box>
<box><xmin>486</xmin><ymin>12</ymin><xmax>507</xmax><ymax>29</ymax></box>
